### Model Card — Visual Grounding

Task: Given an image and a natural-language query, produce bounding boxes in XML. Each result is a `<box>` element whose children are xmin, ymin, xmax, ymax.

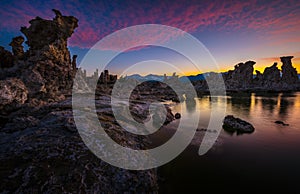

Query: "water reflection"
<box><xmin>161</xmin><ymin>92</ymin><xmax>300</xmax><ymax>193</ymax></box>
<box><xmin>173</xmin><ymin>92</ymin><xmax>300</xmax><ymax>137</ymax></box>
<box><xmin>185</xmin><ymin>99</ymin><xmax>196</xmax><ymax>113</ymax></box>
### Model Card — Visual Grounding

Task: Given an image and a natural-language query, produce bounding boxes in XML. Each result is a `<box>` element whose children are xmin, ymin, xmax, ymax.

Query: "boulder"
<box><xmin>175</xmin><ymin>112</ymin><xmax>181</xmax><ymax>119</ymax></box>
<box><xmin>223</xmin><ymin>115</ymin><xmax>255</xmax><ymax>134</ymax></box>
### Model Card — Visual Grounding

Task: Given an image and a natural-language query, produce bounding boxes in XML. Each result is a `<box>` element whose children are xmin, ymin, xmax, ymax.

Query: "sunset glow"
<box><xmin>0</xmin><ymin>0</ymin><xmax>299</xmax><ymax>75</ymax></box>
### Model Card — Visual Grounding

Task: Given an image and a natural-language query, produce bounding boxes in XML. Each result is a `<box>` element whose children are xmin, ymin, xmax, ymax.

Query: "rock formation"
<box><xmin>0</xmin><ymin>10</ymin><xmax>160</xmax><ymax>193</ymax></box>
<box><xmin>0</xmin><ymin>46</ymin><xmax>13</xmax><ymax>68</ymax></box>
<box><xmin>20</xmin><ymin>9</ymin><xmax>78</xmax><ymax>100</ymax></box>
<box><xmin>281</xmin><ymin>56</ymin><xmax>298</xmax><ymax>85</ymax></box>
<box><xmin>0</xmin><ymin>9</ymin><xmax>79</xmax><ymax>105</ymax></box>
<box><xmin>263</xmin><ymin>62</ymin><xmax>281</xmax><ymax>83</ymax></box>
<box><xmin>99</xmin><ymin>69</ymin><xmax>118</xmax><ymax>84</ymax></box>
<box><xmin>194</xmin><ymin>57</ymin><xmax>299</xmax><ymax>92</ymax></box>
<box><xmin>224</xmin><ymin>61</ymin><xmax>255</xmax><ymax>90</ymax></box>
<box><xmin>253</xmin><ymin>62</ymin><xmax>281</xmax><ymax>89</ymax></box>
<box><xmin>9</xmin><ymin>36</ymin><xmax>25</xmax><ymax>59</ymax></box>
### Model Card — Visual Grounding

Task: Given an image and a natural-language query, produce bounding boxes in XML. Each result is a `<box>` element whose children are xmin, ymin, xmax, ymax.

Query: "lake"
<box><xmin>157</xmin><ymin>92</ymin><xmax>300</xmax><ymax>193</ymax></box>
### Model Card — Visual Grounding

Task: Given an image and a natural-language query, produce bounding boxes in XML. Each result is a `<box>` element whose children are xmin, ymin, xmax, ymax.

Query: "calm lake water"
<box><xmin>157</xmin><ymin>92</ymin><xmax>300</xmax><ymax>193</ymax></box>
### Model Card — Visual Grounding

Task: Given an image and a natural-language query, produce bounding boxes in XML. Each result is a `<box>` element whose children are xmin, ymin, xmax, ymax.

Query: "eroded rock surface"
<box><xmin>0</xmin><ymin>78</ymin><xmax>28</xmax><ymax>113</ymax></box>
<box><xmin>0</xmin><ymin>98</ymin><xmax>158</xmax><ymax>193</ymax></box>
<box><xmin>0</xmin><ymin>10</ymin><xmax>160</xmax><ymax>193</ymax></box>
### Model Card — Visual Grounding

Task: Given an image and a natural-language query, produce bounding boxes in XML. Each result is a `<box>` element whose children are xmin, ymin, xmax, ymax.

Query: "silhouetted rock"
<box><xmin>175</xmin><ymin>112</ymin><xmax>181</xmax><ymax>119</ymax></box>
<box><xmin>0</xmin><ymin>46</ymin><xmax>13</xmax><ymax>68</ymax></box>
<box><xmin>281</xmin><ymin>56</ymin><xmax>298</xmax><ymax>85</ymax></box>
<box><xmin>263</xmin><ymin>63</ymin><xmax>281</xmax><ymax>82</ymax></box>
<box><xmin>223</xmin><ymin>115</ymin><xmax>255</xmax><ymax>133</ymax></box>
<box><xmin>9</xmin><ymin>36</ymin><xmax>25</xmax><ymax>59</ymax></box>
<box><xmin>224</xmin><ymin>61</ymin><xmax>255</xmax><ymax>90</ymax></box>
<box><xmin>275</xmin><ymin>120</ymin><xmax>289</xmax><ymax>126</ymax></box>
<box><xmin>253</xmin><ymin>70</ymin><xmax>263</xmax><ymax>86</ymax></box>
<box><xmin>257</xmin><ymin>62</ymin><xmax>281</xmax><ymax>89</ymax></box>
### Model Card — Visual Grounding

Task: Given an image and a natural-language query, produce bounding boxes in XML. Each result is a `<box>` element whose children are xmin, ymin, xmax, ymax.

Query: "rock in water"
<box><xmin>223</xmin><ymin>115</ymin><xmax>255</xmax><ymax>134</ymax></box>
<box><xmin>175</xmin><ymin>112</ymin><xmax>181</xmax><ymax>119</ymax></box>
<box><xmin>275</xmin><ymin>120</ymin><xmax>289</xmax><ymax>126</ymax></box>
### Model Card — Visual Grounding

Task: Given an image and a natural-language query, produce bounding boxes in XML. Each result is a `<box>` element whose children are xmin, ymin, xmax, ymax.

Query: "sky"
<box><xmin>0</xmin><ymin>0</ymin><xmax>300</xmax><ymax>76</ymax></box>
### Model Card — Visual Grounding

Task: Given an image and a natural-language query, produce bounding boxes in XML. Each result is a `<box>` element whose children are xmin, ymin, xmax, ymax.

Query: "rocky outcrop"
<box><xmin>281</xmin><ymin>56</ymin><xmax>298</xmax><ymax>85</ymax></box>
<box><xmin>9</xmin><ymin>36</ymin><xmax>25</xmax><ymax>59</ymax></box>
<box><xmin>0</xmin><ymin>9</ymin><xmax>78</xmax><ymax>103</ymax></box>
<box><xmin>223</xmin><ymin>115</ymin><xmax>255</xmax><ymax>134</ymax></box>
<box><xmin>224</xmin><ymin>61</ymin><xmax>255</xmax><ymax>90</ymax></box>
<box><xmin>0</xmin><ymin>46</ymin><xmax>13</xmax><ymax>68</ymax></box>
<box><xmin>194</xmin><ymin>57</ymin><xmax>299</xmax><ymax>92</ymax></box>
<box><xmin>19</xmin><ymin>9</ymin><xmax>78</xmax><ymax>100</ymax></box>
<box><xmin>263</xmin><ymin>62</ymin><xmax>281</xmax><ymax>83</ymax></box>
<box><xmin>253</xmin><ymin>62</ymin><xmax>281</xmax><ymax>89</ymax></box>
<box><xmin>0</xmin><ymin>10</ymin><xmax>160</xmax><ymax>193</ymax></box>
<box><xmin>0</xmin><ymin>98</ymin><xmax>158</xmax><ymax>193</ymax></box>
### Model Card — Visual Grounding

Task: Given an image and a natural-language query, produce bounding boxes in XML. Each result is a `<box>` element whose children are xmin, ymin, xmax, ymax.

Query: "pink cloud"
<box><xmin>1</xmin><ymin>0</ymin><xmax>300</xmax><ymax>51</ymax></box>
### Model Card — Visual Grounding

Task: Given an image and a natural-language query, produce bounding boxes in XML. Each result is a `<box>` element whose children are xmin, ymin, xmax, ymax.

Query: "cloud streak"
<box><xmin>0</xmin><ymin>0</ymin><xmax>300</xmax><ymax>51</ymax></box>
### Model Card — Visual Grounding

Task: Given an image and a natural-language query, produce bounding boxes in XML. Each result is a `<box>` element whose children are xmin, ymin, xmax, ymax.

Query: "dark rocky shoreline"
<box><xmin>0</xmin><ymin>10</ymin><xmax>162</xmax><ymax>193</ymax></box>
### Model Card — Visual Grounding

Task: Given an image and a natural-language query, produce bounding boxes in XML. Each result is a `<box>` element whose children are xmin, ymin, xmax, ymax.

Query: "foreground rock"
<box><xmin>223</xmin><ymin>115</ymin><xmax>255</xmax><ymax>134</ymax></box>
<box><xmin>0</xmin><ymin>97</ymin><xmax>159</xmax><ymax>193</ymax></box>
<box><xmin>0</xmin><ymin>9</ymin><xmax>78</xmax><ymax>107</ymax></box>
<box><xmin>0</xmin><ymin>10</ymin><xmax>159</xmax><ymax>193</ymax></box>
<box><xmin>0</xmin><ymin>78</ymin><xmax>28</xmax><ymax>113</ymax></box>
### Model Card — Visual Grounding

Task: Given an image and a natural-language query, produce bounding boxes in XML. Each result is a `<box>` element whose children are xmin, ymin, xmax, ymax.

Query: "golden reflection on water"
<box><xmin>171</xmin><ymin>92</ymin><xmax>300</xmax><ymax>143</ymax></box>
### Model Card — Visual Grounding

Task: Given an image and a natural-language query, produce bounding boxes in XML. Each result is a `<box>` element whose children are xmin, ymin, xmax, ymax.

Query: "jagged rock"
<box><xmin>9</xmin><ymin>36</ymin><xmax>25</xmax><ymax>59</ymax></box>
<box><xmin>17</xmin><ymin>9</ymin><xmax>78</xmax><ymax>100</ymax></box>
<box><xmin>0</xmin><ymin>46</ymin><xmax>14</xmax><ymax>68</ymax></box>
<box><xmin>71</xmin><ymin>55</ymin><xmax>77</xmax><ymax>70</ymax></box>
<box><xmin>223</xmin><ymin>115</ymin><xmax>255</xmax><ymax>134</ymax></box>
<box><xmin>0</xmin><ymin>98</ymin><xmax>159</xmax><ymax>193</ymax></box>
<box><xmin>253</xmin><ymin>70</ymin><xmax>263</xmax><ymax>86</ymax></box>
<box><xmin>0</xmin><ymin>78</ymin><xmax>28</xmax><ymax>112</ymax></box>
<box><xmin>281</xmin><ymin>56</ymin><xmax>298</xmax><ymax>85</ymax></box>
<box><xmin>263</xmin><ymin>62</ymin><xmax>281</xmax><ymax>83</ymax></box>
<box><xmin>0</xmin><ymin>10</ymin><xmax>159</xmax><ymax>193</ymax></box>
<box><xmin>224</xmin><ymin>61</ymin><xmax>255</xmax><ymax>90</ymax></box>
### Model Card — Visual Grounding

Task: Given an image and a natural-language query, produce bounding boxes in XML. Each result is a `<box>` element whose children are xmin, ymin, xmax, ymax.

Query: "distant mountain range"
<box><xmin>125</xmin><ymin>73</ymin><xmax>213</xmax><ymax>82</ymax></box>
<box><xmin>126</xmin><ymin>73</ymin><xmax>300</xmax><ymax>82</ymax></box>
